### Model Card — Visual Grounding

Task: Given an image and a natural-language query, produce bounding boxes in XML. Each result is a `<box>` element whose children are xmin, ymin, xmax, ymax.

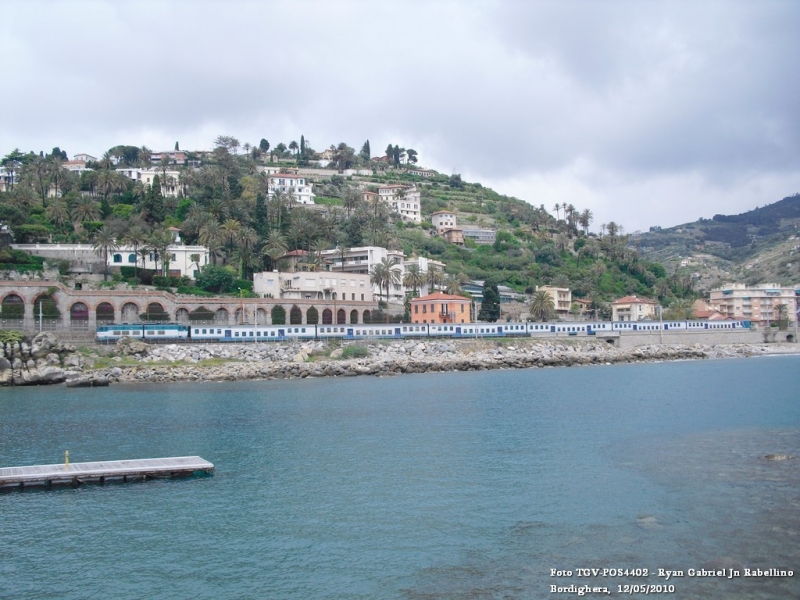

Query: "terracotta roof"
<box><xmin>612</xmin><ymin>295</ymin><xmax>656</xmax><ymax>305</ymax></box>
<box><xmin>410</xmin><ymin>291</ymin><xmax>470</xmax><ymax>302</ymax></box>
<box><xmin>431</xmin><ymin>210</ymin><xmax>455</xmax><ymax>215</ymax></box>
<box><xmin>282</xmin><ymin>249</ymin><xmax>308</xmax><ymax>257</ymax></box>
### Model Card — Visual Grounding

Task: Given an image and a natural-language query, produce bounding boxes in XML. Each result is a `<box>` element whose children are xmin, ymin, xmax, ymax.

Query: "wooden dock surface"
<box><xmin>0</xmin><ymin>456</ymin><xmax>214</xmax><ymax>487</ymax></box>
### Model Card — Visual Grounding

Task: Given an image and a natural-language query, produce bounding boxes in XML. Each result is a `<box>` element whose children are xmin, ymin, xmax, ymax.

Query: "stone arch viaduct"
<box><xmin>0</xmin><ymin>281</ymin><xmax>378</xmax><ymax>334</ymax></box>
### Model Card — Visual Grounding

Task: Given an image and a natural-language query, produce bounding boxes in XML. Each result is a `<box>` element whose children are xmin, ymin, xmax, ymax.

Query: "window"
<box><xmin>128</xmin><ymin>254</ymin><xmax>136</xmax><ymax>263</ymax></box>
<box><xmin>170</xmin><ymin>254</ymin><xmax>176</xmax><ymax>261</ymax></box>
<box><xmin>113</xmin><ymin>254</ymin><xmax>122</xmax><ymax>263</ymax></box>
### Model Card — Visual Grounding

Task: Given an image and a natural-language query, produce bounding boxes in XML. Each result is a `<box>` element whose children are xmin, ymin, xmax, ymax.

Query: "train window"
<box><xmin>113</xmin><ymin>330</ymin><xmax>121</xmax><ymax>336</ymax></box>
<box><xmin>302</xmin><ymin>328</ymin><xmax>306</xmax><ymax>333</ymax></box>
<box><xmin>249</xmin><ymin>332</ymin><xmax>253</xmax><ymax>337</ymax></box>
<box><xmin>158</xmin><ymin>330</ymin><xmax>165</xmax><ymax>335</ymax></box>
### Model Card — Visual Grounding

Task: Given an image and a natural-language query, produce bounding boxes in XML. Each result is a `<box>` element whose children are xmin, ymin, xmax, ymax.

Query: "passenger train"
<box><xmin>96</xmin><ymin>319</ymin><xmax>751</xmax><ymax>343</ymax></box>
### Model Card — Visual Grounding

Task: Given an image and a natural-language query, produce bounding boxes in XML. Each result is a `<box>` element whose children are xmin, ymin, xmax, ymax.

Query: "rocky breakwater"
<box><xmin>88</xmin><ymin>338</ymin><xmax>757</xmax><ymax>385</ymax></box>
<box><xmin>0</xmin><ymin>332</ymin><xmax>90</xmax><ymax>386</ymax></box>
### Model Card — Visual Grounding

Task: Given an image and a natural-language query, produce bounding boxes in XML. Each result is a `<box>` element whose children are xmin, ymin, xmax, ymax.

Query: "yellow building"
<box><xmin>410</xmin><ymin>291</ymin><xmax>471</xmax><ymax>324</ymax></box>
<box><xmin>611</xmin><ymin>295</ymin><xmax>657</xmax><ymax>322</ymax></box>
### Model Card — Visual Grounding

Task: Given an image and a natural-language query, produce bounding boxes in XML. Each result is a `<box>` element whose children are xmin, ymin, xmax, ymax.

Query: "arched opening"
<box><xmin>175</xmin><ymin>308</ymin><xmax>189</xmax><ymax>323</ymax></box>
<box><xmin>70</xmin><ymin>302</ymin><xmax>89</xmax><ymax>330</ymax></box>
<box><xmin>363</xmin><ymin>310</ymin><xmax>372</xmax><ymax>324</ymax></box>
<box><xmin>234</xmin><ymin>308</ymin><xmax>245</xmax><ymax>324</ymax></box>
<box><xmin>142</xmin><ymin>302</ymin><xmax>169</xmax><ymax>322</ymax></box>
<box><xmin>113</xmin><ymin>253</ymin><xmax>122</xmax><ymax>263</ymax></box>
<box><xmin>322</xmin><ymin>309</ymin><xmax>333</xmax><ymax>325</ymax></box>
<box><xmin>256</xmin><ymin>307</ymin><xmax>268</xmax><ymax>325</ymax></box>
<box><xmin>271</xmin><ymin>305</ymin><xmax>286</xmax><ymax>325</ymax></box>
<box><xmin>350</xmin><ymin>309</ymin><xmax>359</xmax><ymax>324</ymax></box>
<box><xmin>214</xmin><ymin>308</ymin><xmax>229</xmax><ymax>324</ymax></box>
<box><xmin>96</xmin><ymin>302</ymin><xmax>115</xmax><ymax>323</ymax></box>
<box><xmin>189</xmin><ymin>307</ymin><xmax>215</xmax><ymax>323</ymax></box>
<box><xmin>337</xmin><ymin>309</ymin><xmax>346</xmax><ymax>324</ymax></box>
<box><xmin>34</xmin><ymin>294</ymin><xmax>59</xmax><ymax>317</ymax></box>
<box><xmin>121</xmin><ymin>302</ymin><xmax>140</xmax><ymax>323</ymax></box>
<box><xmin>290</xmin><ymin>305</ymin><xmax>303</xmax><ymax>325</ymax></box>
<box><xmin>1</xmin><ymin>294</ymin><xmax>25</xmax><ymax>320</ymax></box>
<box><xmin>787</xmin><ymin>334</ymin><xmax>795</xmax><ymax>343</ymax></box>
<box><xmin>307</xmin><ymin>306</ymin><xmax>319</xmax><ymax>325</ymax></box>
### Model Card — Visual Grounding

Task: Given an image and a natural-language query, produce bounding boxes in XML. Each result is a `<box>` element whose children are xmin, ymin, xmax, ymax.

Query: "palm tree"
<box><xmin>72</xmin><ymin>198</ymin><xmax>101</xmax><ymax>225</ymax></box>
<box><xmin>149</xmin><ymin>228</ymin><xmax>174</xmax><ymax>276</ymax></box>
<box><xmin>402</xmin><ymin>264</ymin><xmax>425</xmax><ymax>297</ymax></box>
<box><xmin>552</xmin><ymin>203</ymin><xmax>560</xmax><ymax>220</ymax></box>
<box><xmin>444</xmin><ymin>274</ymin><xmax>464</xmax><ymax>296</ymax></box>
<box><xmin>261</xmin><ymin>229</ymin><xmax>289</xmax><ymax>270</ymax></box>
<box><xmin>579</xmin><ymin>208</ymin><xmax>593</xmax><ymax>234</ymax></box>
<box><xmin>199</xmin><ymin>221</ymin><xmax>225</xmax><ymax>265</ymax></box>
<box><xmin>48</xmin><ymin>155</ymin><xmax>70</xmax><ymax>198</ymax></box>
<box><xmin>92</xmin><ymin>226</ymin><xmax>118</xmax><ymax>281</ymax></box>
<box><xmin>220</xmin><ymin>218</ymin><xmax>242</xmax><ymax>254</ymax></box>
<box><xmin>123</xmin><ymin>225</ymin><xmax>149</xmax><ymax>276</ymax></box>
<box><xmin>529</xmin><ymin>290</ymin><xmax>555</xmax><ymax>322</ymax></box>
<box><xmin>425</xmin><ymin>266</ymin><xmax>444</xmax><ymax>294</ymax></box>
<box><xmin>370</xmin><ymin>258</ymin><xmax>401</xmax><ymax>305</ymax></box>
<box><xmin>45</xmin><ymin>198</ymin><xmax>70</xmax><ymax>229</ymax></box>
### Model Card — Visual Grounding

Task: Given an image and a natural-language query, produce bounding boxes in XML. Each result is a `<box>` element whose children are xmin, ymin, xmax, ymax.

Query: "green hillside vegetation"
<box><xmin>634</xmin><ymin>194</ymin><xmax>800</xmax><ymax>287</ymax></box>
<box><xmin>1</xmin><ymin>139</ymin><xmax>693</xmax><ymax>314</ymax></box>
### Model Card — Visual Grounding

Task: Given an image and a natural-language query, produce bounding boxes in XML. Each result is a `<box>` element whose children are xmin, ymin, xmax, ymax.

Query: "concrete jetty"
<box><xmin>0</xmin><ymin>456</ymin><xmax>214</xmax><ymax>489</ymax></box>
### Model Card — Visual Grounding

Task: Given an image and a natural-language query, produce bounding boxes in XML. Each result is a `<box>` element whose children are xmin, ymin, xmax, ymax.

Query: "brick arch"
<box><xmin>350</xmin><ymin>309</ymin><xmax>359</xmax><ymax>324</ymax></box>
<box><xmin>214</xmin><ymin>308</ymin><xmax>229</xmax><ymax>324</ymax></box>
<box><xmin>121</xmin><ymin>302</ymin><xmax>140</xmax><ymax>322</ymax></box>
<box><xmin>70</xmin><ymin>302</ymin><xmax>89</xmax><ymax>322</ymax></box>
<box><xmin>336</xmin><ymin>309</ymin><xmax>346</xmax><ymax>324</ymax></box>
<box><xmin>271</xmin><ymin>305</ymin><xmax>286</xmax><ymax>325</ymax></box>
<box><xmin>256</xmin><ymin>307</ymin><xmax>268</xmax><ymax>325</ymax></box>
<box><xmin>306</xmin><ymin>306</ymin><xmax>319</xmax><ymax>325</ymax></box>
<box><xmin>96</xmin><ymin>302</ymin><xmax>115</xmax><ymax>323</ymax></box>
<box><xmin>175</xmin><ymin>308</ymin><xmax>189</xmax><ymax>323</ymax></box>
<box><xmin>33</xmin><ymin>293</ymin><xmax>60</xmax><ymax>318</ymax></box>
<box><xmin>363</xmin><ymin>310</ymin><xmax>372</xmax><ymax>323</ymax></box>
<box><xmin>322</xmin><ymin>308</ymin><xmax>333</xmax><ymax>325</ymax></box>
<box><xmin>290</xmin><ymin>305</ymin><xmax>303</xmax><ymax>325</ymax></box>
<box><xmin>1</xmin><ymin>293</ymin><xmax>25</xmax><ymax>319</ymax></box>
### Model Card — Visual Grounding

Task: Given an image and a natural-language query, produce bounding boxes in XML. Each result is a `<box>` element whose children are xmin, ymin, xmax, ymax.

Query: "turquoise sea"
<box><xmin>1</xmin><ymin>356</ymin><xmax>799</xmax><ymax>599</ymax></box>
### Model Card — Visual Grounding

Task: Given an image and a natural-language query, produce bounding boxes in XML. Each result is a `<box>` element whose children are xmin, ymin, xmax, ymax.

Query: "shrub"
<box><xmin>342</xmin><ymin>345</ymin><xmax>369</xmax><ymax>359</ymax></box>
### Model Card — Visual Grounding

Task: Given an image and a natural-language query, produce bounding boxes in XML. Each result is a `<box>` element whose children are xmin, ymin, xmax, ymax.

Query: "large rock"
<box><xmin>30</xmin><ymin>332</ymin><xmax>58</xmax><ymax>358</ymax></box>
<box><xmin>116</xmin><ymin>338</ymin><xmax>150</xmax><ymax>356</ymax></box>
<box><xmin>0</xmin><ymin>357</ymin><xmax>10</xmax><ymax>370</ymax></box>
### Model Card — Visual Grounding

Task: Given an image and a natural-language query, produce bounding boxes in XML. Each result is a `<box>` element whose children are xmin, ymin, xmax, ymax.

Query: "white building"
<box><xmin>268</xmin><ymin>174</ymin><xmax>315</xmax><ymax>205</ymax></box>
<box><xmin>73</xmin><ymin>153</ymin><xmax>97</xmax><ymax>163</ymax></box>
<box><xmin>253</xmin><ymin>271</ymin><xmax>374</xmax><ymax>302</ymax></box>
<box><xmin>537</xmin><ymin>286</ymin><xmax>572</xmax><ymax>317</ymax></box>
<box><xmin>377</xmin><ymin>185</ymin><xmax>421</xmax><ymax>223</ymax></box>
<box><xmin>431</xmin><ymin>210</ymin><xmax>457</xmax><ymax>233</ymax></box>
<box><xmin>320</xmin><ymin>246</ymin><xmax>407</xmax><ymax>305</ymax></box>
<box><xmin>117</xmin><ymin>167</ymin><xmax>184</xmax><ymax>198</ymax></box>
<box><xmin>109</xmin><ymin>244</ymin><xmax>209</xmax><ymax>279</ymax></box>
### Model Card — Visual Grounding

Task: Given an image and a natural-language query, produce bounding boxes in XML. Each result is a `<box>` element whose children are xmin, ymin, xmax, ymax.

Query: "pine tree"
<box><xmin>360</xmin><ymin>140</ymin><xmax>371</xmax><ymax>161</ymax></box>
<box><xmin>174</xmin><ymin>141</ymin><xmax>179</xmax><ymax>151</ymax></box>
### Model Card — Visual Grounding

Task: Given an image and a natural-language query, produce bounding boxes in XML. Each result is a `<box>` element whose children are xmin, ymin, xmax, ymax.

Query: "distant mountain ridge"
<box><xmin>635</xmin><ymin>194</ymin><xmax>800</xmax><ymax>287</ymax></box>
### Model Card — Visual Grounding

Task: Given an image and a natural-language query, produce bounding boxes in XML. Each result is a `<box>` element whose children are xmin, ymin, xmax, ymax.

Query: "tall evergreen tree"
<box><xmin>478</xmin><ymin>281</ymin><xmax>501</xmax><ymax>322</ymax></box>
<box><xmin>360</xmin><ymin>140</ymin><xmax>371</xmax><ymax>161</ymax></box>
<box><xmin>255</xmin><ymin>191</ymin><xmax>268</xmax><ymax>236</ymax></box>
<box><xmin>144</xmin><ymin>174</ymin><xmax>165</xmax><ymax>224</ymax></box>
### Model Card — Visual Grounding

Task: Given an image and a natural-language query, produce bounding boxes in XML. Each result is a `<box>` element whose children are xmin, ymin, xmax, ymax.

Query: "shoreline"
<box><xmin>2</xmin><ymin>333</ymin><xmax>798</xmax><ymax>387</ymax></box>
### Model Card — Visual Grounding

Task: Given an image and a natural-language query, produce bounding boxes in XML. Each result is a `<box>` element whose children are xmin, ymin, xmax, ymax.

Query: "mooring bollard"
<box><xmin>65</xmin><ymin>450</ymin><xmax>69</xmax><ymax>469</ymax></box>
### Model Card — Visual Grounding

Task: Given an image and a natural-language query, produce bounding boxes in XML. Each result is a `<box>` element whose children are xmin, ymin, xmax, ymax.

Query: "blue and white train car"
<box><xmin>96</xmin><ymin>323</ymin><xmax>145</xmax><ymax>342</ymax></box>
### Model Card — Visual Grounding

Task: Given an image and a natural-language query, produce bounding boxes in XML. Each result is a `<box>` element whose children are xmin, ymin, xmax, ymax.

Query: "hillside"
<box><xmin>633</xmin><ymin>194</ymin><xmax>800</xmax><ymax>289</ymax></box>
<box><xmin>1</xmin><ymin>142</ymin><xmax>697</xmax><ymax>318</ymax></box>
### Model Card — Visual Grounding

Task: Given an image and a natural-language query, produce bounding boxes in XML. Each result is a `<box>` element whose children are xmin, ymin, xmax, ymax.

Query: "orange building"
<box><xmin>410</xmin><ymin>291</ymin><xmax>471</xmax><ymax>324</ymax></box>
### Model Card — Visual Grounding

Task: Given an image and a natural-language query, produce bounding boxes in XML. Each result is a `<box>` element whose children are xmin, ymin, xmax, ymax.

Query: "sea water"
<box><xmin>1</xmin><ymin>356</ymin><xmax>798</xmax><ymax>599</ymax></box>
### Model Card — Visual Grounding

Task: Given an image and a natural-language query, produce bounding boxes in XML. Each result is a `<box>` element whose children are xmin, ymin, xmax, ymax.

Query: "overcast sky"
<box><xmin>2</xmin><ymin>0</ymin><xmax>798</xmax><ymax>232</ymax></box>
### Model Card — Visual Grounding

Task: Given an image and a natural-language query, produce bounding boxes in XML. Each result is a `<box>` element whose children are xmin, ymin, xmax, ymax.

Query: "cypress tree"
<box><xmin>478</xmin><ymin>281</ymin><xmax>501</xmax><ymax>322</ymax></box>
<box><xmin>145</xmin><ymin>174</ymin><xmax>165</xmax><ymax>224</ymax></box>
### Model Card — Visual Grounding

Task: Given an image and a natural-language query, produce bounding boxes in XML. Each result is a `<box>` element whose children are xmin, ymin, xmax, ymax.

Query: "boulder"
<box><xmin>30</xmin><ymin>332</ymin><xmax>58</xmax><ymax>358</ymax></box>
